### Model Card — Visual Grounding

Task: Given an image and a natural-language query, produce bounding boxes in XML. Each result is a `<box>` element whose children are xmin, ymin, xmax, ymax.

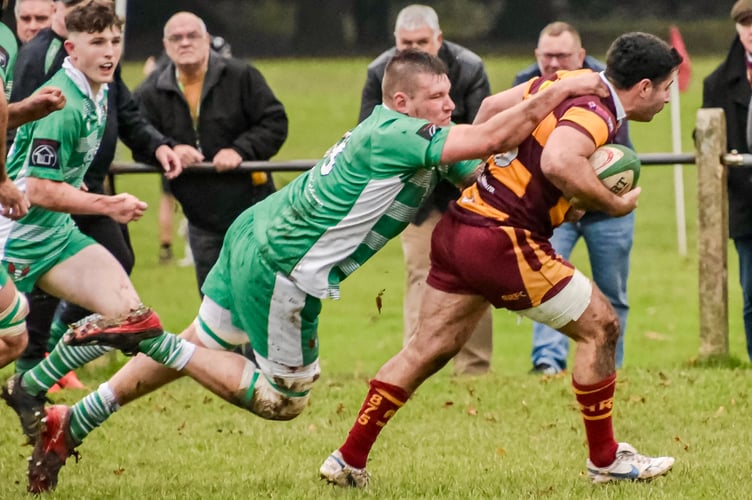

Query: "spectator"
<box><xmin>143</xmin><ymin>35</ymin><xmax>233</xmax><ymax>266</ymax></box>
<box><xmin>704</xmin><ymin>0</ymin><xmax>752</xmax><ymax>361</ymax></box>
<box><xmin>360</xmin><ymin>3</ymin><xmax>493</xmax><ymax>375</ymax></box>
<box><xmin>9</xmin><ymin>0</ymin><xmax>180</xmax><ymax>389</ymax></box>
<box><xmin>14</xmin><ymin>0</ymin><xmax>54</xmax><ymax>44</ymax></box>
<box><xmin>514</xmin><ymin>21</ymin><xmax>634</xmax><ymax>375</ymax></box>
<box><xmin>134</xmin><ymin>11</ymin><xmax>288</xmax><ymax>294</ymax></box>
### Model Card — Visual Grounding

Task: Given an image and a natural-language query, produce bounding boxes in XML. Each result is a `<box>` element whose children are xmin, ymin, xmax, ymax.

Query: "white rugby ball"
<box><xmin>589</xmin><ymin>144</ymin><xmax>641</xmax><ymax>196</ymax></box>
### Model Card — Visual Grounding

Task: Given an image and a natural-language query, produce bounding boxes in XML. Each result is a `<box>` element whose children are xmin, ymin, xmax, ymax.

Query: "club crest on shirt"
<box><xmin>29</xmin><ymin>139</ymin><xmax>60</xmax><ymax>169</ymax></box>
<box><xmin>0</xmin><ymin>46</ymin><xmax>8</xmax><ymax>72</ymax></box>
<box><xmin>7</xmin><ymin>262</ymin><xmax>30</xmax><ymax>280</ymax></box>
<box><xmin>416</xmin><ymin>123</ymin><xmax>440</xmax><ymax>140</ymax></box>
<box><xmin>492</xmin><ymin>148</ymin><xmax>518</xmax><ymax>167</ymax></box>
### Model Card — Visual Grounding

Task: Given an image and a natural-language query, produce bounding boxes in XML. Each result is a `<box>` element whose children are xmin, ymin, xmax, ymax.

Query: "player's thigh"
<box><xmin>38</xmin><ymin>243</ymin><xmax>140</xmax><ymax>316</ymax></box>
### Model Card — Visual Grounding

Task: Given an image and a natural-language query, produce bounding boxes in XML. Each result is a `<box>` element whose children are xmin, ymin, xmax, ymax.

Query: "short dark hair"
<box><xmin>66</xmin><ymin>0</ymin><xmax>123</xmax><ymax>34</ymax></box>
<box><xmin>605</xmin><ymin>32</ymin><xmax>683</xmax><ymax>89</ymax></box>
<box><xmin>383</xmin><ymin>49</ymin><xmax>448</xmax><ymax>98</ymax></box>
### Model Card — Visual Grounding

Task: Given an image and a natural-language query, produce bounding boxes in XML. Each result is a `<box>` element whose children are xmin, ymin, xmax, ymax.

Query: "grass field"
<box><xmin>1</xmin><ymin>55</ymin><xmax>751</xmax><ymax>499</ymax></box>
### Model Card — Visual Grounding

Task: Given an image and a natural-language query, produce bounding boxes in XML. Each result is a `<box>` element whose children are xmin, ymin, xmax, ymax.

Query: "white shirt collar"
<box><xmin>62</xmin><ymin>57</ymin><xmax>108</xmax><ymax>122</ymax></box>
<box><xmin>599</xmin><ymin>71</ymin><xmax>626</xmax><ymax>125</ymax></box>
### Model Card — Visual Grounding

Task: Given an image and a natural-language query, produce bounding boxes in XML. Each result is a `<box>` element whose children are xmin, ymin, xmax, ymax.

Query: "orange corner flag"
<box><xmin>669</xmin><ymin>25</ymin><xmax>692</xmax><ymax>92</ymax></box>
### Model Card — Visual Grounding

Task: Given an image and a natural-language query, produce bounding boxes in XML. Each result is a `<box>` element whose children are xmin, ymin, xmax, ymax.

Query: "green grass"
<box><xmin>1</xmin><ymin>55</ymin><xmax>750</xmax><ymax>498</ymax></box>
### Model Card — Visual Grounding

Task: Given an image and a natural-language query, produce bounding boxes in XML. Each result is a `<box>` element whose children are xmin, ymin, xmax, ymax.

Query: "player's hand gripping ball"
<box><xmin>589</xmin><ymin>144</ymin><xmax>641</xmax><ymax>196</ymax></box>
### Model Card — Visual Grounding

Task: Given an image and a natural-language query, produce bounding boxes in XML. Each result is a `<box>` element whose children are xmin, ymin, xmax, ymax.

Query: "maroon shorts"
<box><xmin>426</xmin><ymin>209</ymin><xmax>574</xmax><ymax>311</ymax></box>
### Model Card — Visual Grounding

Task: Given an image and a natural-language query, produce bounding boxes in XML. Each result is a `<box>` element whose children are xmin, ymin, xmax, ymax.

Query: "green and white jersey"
<box><xmin>254</xmin><ymin>105</ymin><xmax>480</xmax><ymax>299</ymax></box>
<box><xmin>0</xmin><ymin>58</ymin><xmax>108</xmax><ymax>264</ymax></box>
<box><xmin>0</xmin><ymin>22</ymin><xmax>18</xmax><ymax>99</ymax></box>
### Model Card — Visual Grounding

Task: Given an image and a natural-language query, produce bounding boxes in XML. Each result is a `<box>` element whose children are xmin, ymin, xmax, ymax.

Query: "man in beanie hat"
<box><xmin>703</xmin><ymin>0</ymin><xmax>752</xmax><ymax>360</ymax></box>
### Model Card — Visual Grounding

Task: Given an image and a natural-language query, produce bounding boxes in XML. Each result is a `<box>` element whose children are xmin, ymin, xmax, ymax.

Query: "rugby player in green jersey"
<box><xmin>0</xmin><ymin>2</ymin><xmax>180</xmax><ymax>492</ymax></box>
<box><xmin>9</xmin><ymin>48</ymin><xmax>605</xmax><ymax>492</ymax></box>
<box><xmin>0</xmin><ymin>0</ymin><xmax>66</xmax><ymax>369</ymax></box>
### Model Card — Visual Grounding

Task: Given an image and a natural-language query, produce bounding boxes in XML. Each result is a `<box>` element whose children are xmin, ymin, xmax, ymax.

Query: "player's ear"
<box><xmin>391</xmin><ymin>91</ymin><xmax>409</xmax><ymax>113</ymax></box>
<box><xmin>64</xmin><ymin>39</ymin><xmax>75</xmax><ymax>57</ymax></box>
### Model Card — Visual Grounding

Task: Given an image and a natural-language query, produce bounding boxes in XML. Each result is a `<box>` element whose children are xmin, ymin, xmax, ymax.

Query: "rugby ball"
<box><xmin>589</xmin><ymin>144</ymin><xmax>641</xmax><ymax>196</ymax></box>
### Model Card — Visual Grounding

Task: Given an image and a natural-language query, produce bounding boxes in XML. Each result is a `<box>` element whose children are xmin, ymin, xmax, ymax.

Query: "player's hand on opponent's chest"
<box><xmin>107</xmin><ymin>193</ymin><xmax>147</xmax><ymax>224</ymax></box>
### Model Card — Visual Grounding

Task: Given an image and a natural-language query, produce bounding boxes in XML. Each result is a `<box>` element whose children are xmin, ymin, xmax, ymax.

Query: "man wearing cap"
<box><xmin>703</xmin><ymin>0</ymin><xmax>752</xmax><ymax>360</ymax></box>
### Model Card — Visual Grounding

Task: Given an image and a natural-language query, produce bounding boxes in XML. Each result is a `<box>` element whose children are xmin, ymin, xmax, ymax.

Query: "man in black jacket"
<box><xmin>134</xmin><ymin>11</ymin><xmax>288</xmax><ymax>294</ymax></box>
<box><xmin>358</xmin><ymin>4</ymin><xmax>492</xmax><ymax>375</ymax></box>
<box><xmin>10</xmin><ymin>0</ymin><xmax>180</xmax><ymax>384</ymax></box>
<box><xmin>703</xmin><ymin>0</ymin><xmax>752</xmax><ymax>360</ymax></box>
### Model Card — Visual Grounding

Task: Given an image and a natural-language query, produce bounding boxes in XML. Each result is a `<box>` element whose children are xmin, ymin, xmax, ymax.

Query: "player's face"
<box><xmin>629</xmin><ymin>71</ymin><xmax>675</xmax><ymax>122</ymax></box>
<box><xmin>15</xmin><ymin>0</ymin><xmax>53</xmax><ymax>43</ymax></box>
<box><xmin>405</xmin><ymin>72</ymin><xmax>454</xmax><ymax>125</ymax></box>
<box><xmin>66</xmin><ymin>27</ymin><xmax>122</xmax><ymax>91</ymax></box>
<box><xmin>163</xmin><ymin>15</ymin><xmax>211</xmax><ymax>70</ymax></box>
<box><xmin>395</xmin><ymin>26</ymin><xmax>442</xmax><ymax>56</ymax></box>
<box><xmin>535</xmin><ymin>32</ymin><xmax>586</xmax><ymax>77</ymax></box>
<box><xmin>737</xmin><ymin>15</ymin><xmax>752</xmax><ymax>53</ymax></box>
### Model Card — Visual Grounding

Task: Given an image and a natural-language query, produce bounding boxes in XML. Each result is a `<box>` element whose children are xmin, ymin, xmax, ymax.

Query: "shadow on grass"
<box><xmin>686</xmin><ymin>354</ymin><xmax>751</xmax><ymax>369</ymax></box>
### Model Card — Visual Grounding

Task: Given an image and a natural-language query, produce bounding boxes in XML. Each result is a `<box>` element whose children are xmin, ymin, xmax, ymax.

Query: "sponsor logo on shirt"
<box><xmin>29</xmin><ymin>139</ymin><xmax>61</xmax><ymax>169</ymax></box>
<box><xmin>416</xmin><ymin>123</ymin><xmax>440</xmax><ymax>140</ymax></box>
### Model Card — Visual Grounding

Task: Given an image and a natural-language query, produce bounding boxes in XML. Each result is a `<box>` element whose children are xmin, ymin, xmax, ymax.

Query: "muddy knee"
<box><xmin>235</xmin><ymin>358</ymin><xmax>319</xmax><ymax>421</ymax></box>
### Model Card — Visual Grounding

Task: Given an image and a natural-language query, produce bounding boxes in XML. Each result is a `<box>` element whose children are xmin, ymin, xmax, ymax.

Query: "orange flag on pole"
<box><xmin>669</xmin><ymin>25</ymin><xmax>692</xmax><ymax>92</ymax></box>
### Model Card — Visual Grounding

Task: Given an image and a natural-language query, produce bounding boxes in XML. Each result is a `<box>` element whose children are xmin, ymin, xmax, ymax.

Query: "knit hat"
<box><xmin>732</xmin><ymin>0</ymin><xmax>752</xmax><ymax>22</ymax></box>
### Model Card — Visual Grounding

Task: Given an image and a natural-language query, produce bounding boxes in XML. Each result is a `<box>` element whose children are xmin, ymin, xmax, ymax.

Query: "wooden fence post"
<box><xmin>695</xmin><ymin>108</ymin><xmax>728</xmax><ymax>358</ymax></box>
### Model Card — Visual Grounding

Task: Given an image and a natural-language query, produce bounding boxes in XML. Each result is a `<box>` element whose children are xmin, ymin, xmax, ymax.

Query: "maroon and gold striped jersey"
<box><xmin>455</xmin><ymin>69</ymin><xmax>619</xmax><ymax>239</ymax></box>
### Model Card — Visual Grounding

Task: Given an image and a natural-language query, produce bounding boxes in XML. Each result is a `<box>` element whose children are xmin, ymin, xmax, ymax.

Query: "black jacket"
<box><xmin>10</xmin><ymin>27</ymin><xmax>169</xmax><ymax>194</ymax></box>
<box><xmin>703</xmin><ymin>36</ymin><xmax>752</xmax><ymax>239</ymax></box>
<box><xmin>134</xmin><ymin>53</ymin><xmax>288</xmax><ymax>233</ymax></box>
<box><xmin>358</xmin><ymin>41</ymin><xmax>490</xmax><ymax>224</ymax></box>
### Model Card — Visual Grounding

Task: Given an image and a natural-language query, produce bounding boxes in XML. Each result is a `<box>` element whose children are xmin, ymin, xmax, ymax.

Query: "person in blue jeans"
<box><xmin>514</xmin><ymin>21</ymin><xmax>634</xmax><ymax>373</ymax></box>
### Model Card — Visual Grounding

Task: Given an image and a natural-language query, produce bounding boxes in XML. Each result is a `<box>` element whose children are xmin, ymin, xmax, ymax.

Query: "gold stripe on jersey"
<box><xmin>548</xmin><ymin>197</ymin><xmax>571</xmax><ymax>231</ymax></box>
<box><xmin>457</xmin><ymin>182</ymin><xmax>511</xmax><ymax>221</ymax></box>
<box><xmin>559</xmin><ymin>106</ymin><xmax>610</xmax><ymax>147</ymax></box>
<box><xmin>501</xmin><ymin>226</ymin><xmax>574</xmax><ymax>307</ymax></box>
<box><xmin>488</xmin><ymin>159</ymin><xmax>531</xmax><ymax>198</ymax></box>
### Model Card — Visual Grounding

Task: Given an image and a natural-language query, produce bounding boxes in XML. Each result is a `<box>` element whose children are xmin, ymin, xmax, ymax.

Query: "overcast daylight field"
<box><xmin>1</xmin><ymin>55</ymin><xmax>751</xmax><ymax>499</ymax></box>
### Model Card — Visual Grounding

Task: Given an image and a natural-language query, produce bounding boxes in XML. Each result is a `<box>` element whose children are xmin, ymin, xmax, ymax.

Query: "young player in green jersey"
<box><xmin>8</xmin><ymin>48</ymin><xmax>606</xmax><ymax>492</ymax></box>
<box><xmin>0</xmin><ymin>0</ymin><xmax>66</xmax><ymax>370</ymax></box>
<box><xmin>0</xmin><ymin>3</ymin><xmax>181</xmax><ymax>492</ymax></box>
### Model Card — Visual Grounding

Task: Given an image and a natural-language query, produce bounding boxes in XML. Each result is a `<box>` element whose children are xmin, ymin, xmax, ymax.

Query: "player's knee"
<box><xmin>0</xmin><ymin>290</ymin><xmax>29</xmax><ymax>339</ymax></box>
<box><xmin>236</xmin><ymin>359</ymin><xmax>318</xmax><ymax>421</ymax></box>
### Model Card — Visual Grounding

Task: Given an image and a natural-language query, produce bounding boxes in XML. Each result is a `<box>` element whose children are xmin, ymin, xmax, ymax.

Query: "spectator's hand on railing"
<box><xmin>173</xmin><ymin>144</ymin><xmax>204</xmax><ymax>167</ymax></box>
<box><xmin>212</xmin><ymin>148</ymin><xmax>242</xmax><ymax>172</ymax></box>
<box><xmin>155</xmin><ymin>145</ymin><xmax>182</xmax><ymax>179</ymax></box>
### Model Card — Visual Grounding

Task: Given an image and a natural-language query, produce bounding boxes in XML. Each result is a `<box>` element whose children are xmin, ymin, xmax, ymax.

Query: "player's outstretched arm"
<box><xmin>441</xmin><ymin>71</ymin><xmax>608</xmax><ymax>164</ymax></box>
<box><xmin>26</xmin><ymin>177</ymin><xmax>148</xmax><ymax>223</ymax></box>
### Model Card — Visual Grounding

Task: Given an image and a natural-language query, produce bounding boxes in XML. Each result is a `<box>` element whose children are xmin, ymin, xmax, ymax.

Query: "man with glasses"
<box><xmin>134</xmin><ymin>11</ymin><xmax>288</xmax><ymax>296</ymax></box>
<box><xmin>514</xmin><ymin>22</ymin><xmax>635</xmax><ymax>376</ymax></box>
